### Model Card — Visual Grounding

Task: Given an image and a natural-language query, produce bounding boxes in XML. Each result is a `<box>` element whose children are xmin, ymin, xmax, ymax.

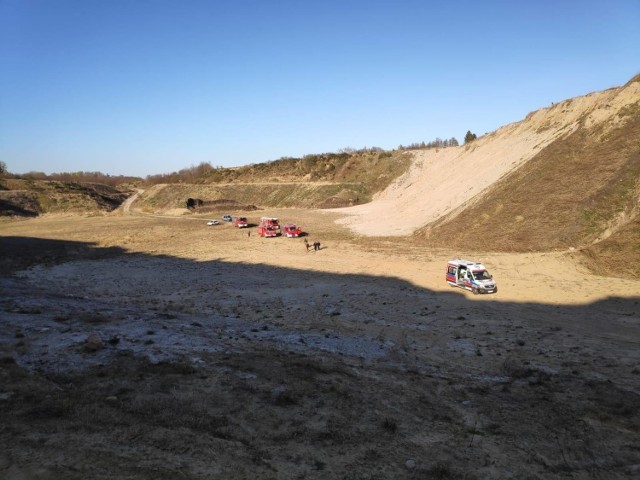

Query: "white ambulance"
<box><xmin>446</xmin><ymin>259</ymin><xmax>497</xmax><ymax>294</ymax></box>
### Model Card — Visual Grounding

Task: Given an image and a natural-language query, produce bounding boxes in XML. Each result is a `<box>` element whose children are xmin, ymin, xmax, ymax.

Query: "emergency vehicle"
<box><xmin>232</xmin><ymin>216</ymin><xmax>248</xmax><ymax>228</ymax></box>
<box><xmin>258</xmin><ymin>217</ymin><xmax>280</xmax><ymax>237</ymax></box>
<box><xmin>446</xmin><ymin>259</ymin><xmax>497</xmax><ymax>294</ymax></box>
<box><xmin>282</xmin><ymin>223</ymin><xmax>303</xmax><ymax>238</ymax></box>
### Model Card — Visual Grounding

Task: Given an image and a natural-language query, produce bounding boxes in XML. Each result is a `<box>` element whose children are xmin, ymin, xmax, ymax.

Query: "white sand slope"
<box><xmin>333</xmin><ymin>81</ymin><xmax>640</xmax><ymax>236</ymax></box>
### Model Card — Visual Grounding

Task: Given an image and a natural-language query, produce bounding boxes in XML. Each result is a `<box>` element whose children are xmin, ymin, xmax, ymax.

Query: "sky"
<box><xmin>1</xmin><ymin>0</ymin><xmax>639</xmax><ymax>178</ymax></box>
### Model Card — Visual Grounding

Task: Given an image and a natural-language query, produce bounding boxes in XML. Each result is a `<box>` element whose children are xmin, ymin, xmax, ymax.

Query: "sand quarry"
<box><xmin>2</xmin><ymin>85</ymin><xmax>640</xmax><ymax>479</ymax></box>
<box><xmin>1</xmin><ymin>206</ymin><xmax>639</xmax><ymax>479</ymax></box>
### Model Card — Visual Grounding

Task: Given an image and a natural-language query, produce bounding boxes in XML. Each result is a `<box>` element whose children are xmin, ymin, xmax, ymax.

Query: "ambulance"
<box><xmin>446</xmin><ymin>259</ymin><xmax>497</xmax><ymax>294</ymax></box>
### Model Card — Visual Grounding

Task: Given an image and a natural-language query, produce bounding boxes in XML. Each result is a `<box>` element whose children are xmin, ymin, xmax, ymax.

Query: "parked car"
<box><xmin>207</xmin><ymin>219</ymin><xmax>220</xmax><ymax>226</ymax></box>
<box><xmin>222</xmin><ymin>215</ymin><xmax>233</xmax><ymax>222</ymax></box>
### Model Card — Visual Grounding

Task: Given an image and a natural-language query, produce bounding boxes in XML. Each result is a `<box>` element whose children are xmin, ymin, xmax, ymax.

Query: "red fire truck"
<box><xmin>282</xmin><ymin>223</ymin><xmax>303</xmax><ymax>238</ymax></box>
<box><xmin>232</xmin><ymin>216</ymin><xmax>248</xmax><ymax>228</ymax></box>
<box><xmin>258</xmin><ymin>217</ymin><xmax>280</xmax><ymax>237</ymax></box>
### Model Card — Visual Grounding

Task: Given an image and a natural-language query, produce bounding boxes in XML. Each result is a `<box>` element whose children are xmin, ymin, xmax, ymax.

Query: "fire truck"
<box><xmin>258</xmin><ymin>217</ymin><xmax>280</xmax><ymax>237</ymax></box>
<box><xmin>282</xmin><ymin>223</ymin><xmax>303</xmax><ymax>238</ymax></box>
<box><xmin>232</xmin><ymin>216</ymin><xmax>248</xmax><ymax>228</ymax></box>
<box><xmin>446</xmin><ymin>259</ymin><xmax>497</xmax><ymax>294</ymax></box>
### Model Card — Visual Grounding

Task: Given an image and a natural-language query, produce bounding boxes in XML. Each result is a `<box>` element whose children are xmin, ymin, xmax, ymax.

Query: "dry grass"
<box><xmin>135</xmin><ymin>150</ymin><xmax>413</xmax><ymax>212</ymax></box>
<box><xmin>138</xmin><ymin>182</ymin><xmax>370</xmax><ymax>211</ymax></box>
<box><xmin>417</xmin><ymin>101</ymin><xmax>640</xmax><ymax>277</ymax></box>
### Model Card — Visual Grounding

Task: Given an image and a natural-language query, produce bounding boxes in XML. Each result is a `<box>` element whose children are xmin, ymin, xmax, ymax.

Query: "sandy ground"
<box><xmin>1</xmin><ymin>210</ymin><xmax>640</xmax><ymax>479</ymax></box>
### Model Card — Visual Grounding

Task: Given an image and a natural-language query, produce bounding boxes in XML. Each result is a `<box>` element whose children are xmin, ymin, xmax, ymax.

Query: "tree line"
<box><xmin>144</xmin><ymin>162</ymin><xmax>219</xmax><ymax>185</ymax></box>
<box><xmin>397</xmin><ymin>131</ymin><xmax>479</xmax><ymax>150</ymax></box>
<box><xmin>398</xmin><ymin>137</ymin><xmax>460</xmax><ymax>150</ymax></box>
<box><xmin>2</xmin><ymin>167</ymin><xmax>141</xmax><ymax>187</ymax></box>
<box><xmin>0</xmin><ymin>131</ymin><xmax>479</xmax><ymax>186</ymax></box>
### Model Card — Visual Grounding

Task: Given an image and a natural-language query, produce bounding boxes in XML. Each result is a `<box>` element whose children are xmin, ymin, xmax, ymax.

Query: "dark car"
<box><xmin>222</xmin><ymin>214</ymin><xmax>233</xmax><ymax>222</ymax></box>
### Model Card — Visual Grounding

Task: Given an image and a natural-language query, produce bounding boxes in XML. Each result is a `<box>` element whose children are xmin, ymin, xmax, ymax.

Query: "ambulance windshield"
<box><xmin>473</xmin><ymin>270</ymin><xmax>491</xmax><ymax>280</ymax></box>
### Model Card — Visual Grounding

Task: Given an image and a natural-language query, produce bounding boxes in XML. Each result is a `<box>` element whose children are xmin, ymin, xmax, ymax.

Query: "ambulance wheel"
<box><xmin>472</xmin><ymin>287</ymin><xmax>479</xmax><ymax>295</ymax></box>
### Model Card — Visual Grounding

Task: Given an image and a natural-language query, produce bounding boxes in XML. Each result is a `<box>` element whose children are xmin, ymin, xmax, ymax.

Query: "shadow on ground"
<box><xmin>1</xmin><ymin>237</ymin><xmax>639</xmax><ymax>480</ymax></box>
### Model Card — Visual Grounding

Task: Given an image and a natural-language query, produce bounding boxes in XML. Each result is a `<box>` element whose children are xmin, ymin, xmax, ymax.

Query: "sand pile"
<box><xmin>333</xmin><ymin>81</ymin><xmax>640</xmax><ymax>236</ymax></box>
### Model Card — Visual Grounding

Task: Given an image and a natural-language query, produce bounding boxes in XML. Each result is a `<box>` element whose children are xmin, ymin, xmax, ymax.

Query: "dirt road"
<box><xmin>121</xmin><ymin>188</ymin><xmax>144</xmax><ymax>214</ymax></box>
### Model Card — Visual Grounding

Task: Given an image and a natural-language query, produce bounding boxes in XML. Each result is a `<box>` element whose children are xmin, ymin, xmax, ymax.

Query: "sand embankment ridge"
<box><xmin>333</xmin><ymin>81</ymin><xmax>640</xmax><ymax>236</ymax></box>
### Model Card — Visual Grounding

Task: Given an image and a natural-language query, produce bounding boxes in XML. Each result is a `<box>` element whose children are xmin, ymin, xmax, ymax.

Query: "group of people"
<box><xmin>303</xmin><ymin>238</ymin><xmax>321</xmax><ymax>252</ymax></box>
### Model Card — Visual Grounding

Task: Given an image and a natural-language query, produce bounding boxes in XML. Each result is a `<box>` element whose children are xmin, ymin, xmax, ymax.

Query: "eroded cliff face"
<box><xmin>0</xmin><ymin>179</ymin><xmax>131</xmax><ymax>217</ymax></box>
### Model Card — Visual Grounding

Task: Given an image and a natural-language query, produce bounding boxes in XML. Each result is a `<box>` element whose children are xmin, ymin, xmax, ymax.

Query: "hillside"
<box><xmin>137</xmin><ymin>182</ymin><xmax>369</xmax><ymax>213</ymax></box>
<box><xmin>157</xmin><ymin>149</ymin><xmax>412</xmax><ymax>189</ymax></box>
<box><xmin>136</xmin><ymin>149</ymin><xmax>414</xmax><ymax>212</ymax></box>
<box><xmin>0</xmin><ymin>149</ymin><xmax>414</xmax><ymax>217</ymax></box>
<box><xmin>0</xmin><ymin>179</ymin><xmax>131</xmax><ymax>216</ymax></box>
<box><xmin>421</xmin><ymin>80</ymin><xmax>639</xmax><ymax>243</ymax></box>
<box><xmin>334</xmin><ymin>75</ymin><xmax>640</xmax><ymax>276</ymax></box>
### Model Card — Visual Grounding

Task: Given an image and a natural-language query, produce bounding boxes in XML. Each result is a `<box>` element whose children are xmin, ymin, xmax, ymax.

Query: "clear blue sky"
<box><xmin>1</xmin><ymin>0</ymin><xmax>639</xmax><ymax>178</ymax></box>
